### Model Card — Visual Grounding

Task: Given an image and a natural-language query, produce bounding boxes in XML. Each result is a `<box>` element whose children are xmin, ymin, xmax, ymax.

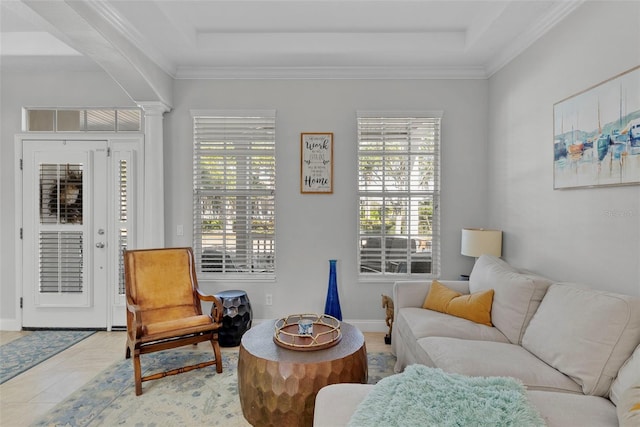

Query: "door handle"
<box><xmin>96</xmin><ymin>242</ymin><xmax>105</xmax><ymax>248</ymax></box>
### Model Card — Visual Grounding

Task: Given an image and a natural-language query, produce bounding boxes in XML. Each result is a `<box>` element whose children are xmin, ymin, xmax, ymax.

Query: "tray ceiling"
<box><xmin>1</xmin><ymin>0</ymin><xmax>583</xmax><ymax>79</ymax></box>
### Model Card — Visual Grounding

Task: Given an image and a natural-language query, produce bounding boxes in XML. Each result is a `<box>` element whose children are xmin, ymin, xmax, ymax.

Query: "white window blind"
<box><xmin>357</xmin><ymin>112</ymin><xmax>441</xmax><ymax>277</ymax></box>
<box><xmin>193</xmin><ymin>111</ymin><xmax>276</xmax><ymax>277</ymax></box>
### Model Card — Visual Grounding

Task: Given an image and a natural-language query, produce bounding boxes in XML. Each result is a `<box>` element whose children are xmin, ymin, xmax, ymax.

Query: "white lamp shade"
<box><xmin>461</xmin><ymin>228</ymin><xmax>502</xmax><ymax>258</ymax></box>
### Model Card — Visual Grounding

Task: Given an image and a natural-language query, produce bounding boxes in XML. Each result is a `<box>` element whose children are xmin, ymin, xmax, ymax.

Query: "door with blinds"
<box><xmin>21</xmin><ymin>139</ymin><xmax>140</xmax><ymax>328</ymax></box>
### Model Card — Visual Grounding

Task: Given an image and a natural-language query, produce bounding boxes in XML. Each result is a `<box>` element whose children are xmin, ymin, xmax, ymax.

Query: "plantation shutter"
<box><xmin>39</xmin><ymin>163</ymin><xmax>84</xmax><ymax>293</ymax></box>
<box><xmin>357</xmin><ymin>112</ymin><xmax>441</xmax><ymax>277</ymax></box>
<box><xmin>193</xmin><ymin>111</ymin><xmax>276</xmax><ymax>277</ymax></box>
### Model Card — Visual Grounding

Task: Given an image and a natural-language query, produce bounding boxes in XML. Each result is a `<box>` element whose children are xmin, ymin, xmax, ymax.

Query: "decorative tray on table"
<box><xmin>273</xmin><ymin>313</ymin><xmax>341</xmax><ymax>351</ymax></box>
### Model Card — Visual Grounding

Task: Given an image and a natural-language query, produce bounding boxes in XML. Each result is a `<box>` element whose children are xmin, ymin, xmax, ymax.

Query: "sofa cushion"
<box><xmin>526</xmin><ymin>390</ymin><xmax>618</xmax><ymax>427</ymax></box>
<box><xmin>396</xmin><ymin>307</ymin><xmax>509</xmax><ymax>345</ymax></box>
<box><xmin>395</xmin><ymin>307</ymin><xmax>509</xmax><ymax>367</ymax></box>
<box><xmin>610</xmin><ymin>344</ymin><xmax>640</xmax><ymax>406</ymax></box>
<box><xmin>314</xmin><ymin>384</ymin><xmax>373</xmax><ymax>427</ymax></box>
<box><xmin>617</xmin><ymin>385</ymin><xmax>640</xmax><ymax>427</ymax></box>
<box><xmin>418</xmin><ymin>337</ymin><xmax>583</xmax><ymax>393</ymax></box>
<box><xmin>422</xmin><ymin>280</ymin><xmax>494</xmax><ymax>326</ymax></box>
<box><xmin>469</xmin><ymin>255</ymin><xmax>552</xmax><ymax>344</ymax></box>
<box><xmin>346</xmin><ymin>364</ymin><xmax>546</xmax><ymax>427</ymax></box>
<box><xmin>314</xmin><ymin>385</ymin><xmax>619</xmax><ymax>427</ymax></box>
<box><xmin>522</xmin><ymin>283</ymin><xmax>640</xmax><ymax>397</ymax></box>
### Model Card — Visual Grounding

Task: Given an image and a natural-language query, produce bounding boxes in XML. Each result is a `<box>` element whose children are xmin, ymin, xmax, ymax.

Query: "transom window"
<box><xmin>24</xmin><ymin>108</ymin><xmax>142</xmax><ymax>132</ymax></box>
<box><xmin>192</xmin><ymin>111</ymin><xmax>276</xmax><ymax>278</ymax></box>
<box><xmin>357</xmin><ymin>112</ymin><xmax>441</xmax><ymax>278</ymax></box>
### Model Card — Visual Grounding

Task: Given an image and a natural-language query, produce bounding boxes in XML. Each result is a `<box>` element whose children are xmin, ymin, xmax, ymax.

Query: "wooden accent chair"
<box><xmin>124</xmin><ymin>247</ymin><xmax>223</xmax><ymax>395</ymax></box>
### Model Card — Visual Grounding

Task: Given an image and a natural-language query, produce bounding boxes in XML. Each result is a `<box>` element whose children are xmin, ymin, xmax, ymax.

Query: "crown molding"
<box><xmin>485</xmin><ymin>0</ymin><xmax>585</xmax><ymax>77</ymax></box>
<box><xmin>22</xmin><ymin>0</ymin><xmax>583</xmax><ymax>81</ymax></box>
<box><xmin>174</xmin><ymin>65</ymin><xmax>489</xmax><ymax>80</ymax></box>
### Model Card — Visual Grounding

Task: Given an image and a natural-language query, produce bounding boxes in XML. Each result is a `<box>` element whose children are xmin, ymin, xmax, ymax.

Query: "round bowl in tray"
<box><xmin>273</xmin><ymin>314</ymin><xmax>341</xmax><ymax>351</ymax></box>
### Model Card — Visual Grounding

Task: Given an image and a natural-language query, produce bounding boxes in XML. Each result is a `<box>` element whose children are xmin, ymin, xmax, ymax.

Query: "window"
<box><xmin>24</xmin><ymin>108</ymin><xmax>142</xmax><ymax>132</ymax></box>
<box><xmin>193</xmin><ymin>111</ymin><xmax>276</xmax><ymax>278</ymax></box>
<box><xmin>357</xmin><ymin>112</ymin><xmax>441</xmax><ymax>277</ymax></box>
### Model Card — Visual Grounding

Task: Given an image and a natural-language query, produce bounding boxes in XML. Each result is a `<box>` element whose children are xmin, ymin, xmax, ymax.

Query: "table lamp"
<box><xmin>460</xmin><ymin>228</ymin><xmax>502</xmax><ymax>279</ymax></box>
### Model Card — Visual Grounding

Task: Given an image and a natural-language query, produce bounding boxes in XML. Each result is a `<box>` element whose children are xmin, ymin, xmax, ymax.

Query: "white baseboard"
<box><xmin>0</xmin><ymin>318</ymin><xmax>22</xmax><ymax>331</ymax></box>
<box><xmin>345</xmin><ymin>319</ymin><xmax>388</xmax><ymax>333</ymax></box>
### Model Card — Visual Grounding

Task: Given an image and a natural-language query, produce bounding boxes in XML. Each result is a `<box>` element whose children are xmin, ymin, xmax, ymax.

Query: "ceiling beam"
<box><xmin>20</xmin><ymin>0</ymin><xmax>173</xmax><ymax>107</ymax></box>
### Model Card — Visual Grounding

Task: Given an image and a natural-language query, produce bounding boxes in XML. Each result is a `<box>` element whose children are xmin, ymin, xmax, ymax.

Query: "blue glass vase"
<box><xmin>324</xmin><ymin>259</ymin><xmax>342</xmax><ymax>321</ymax></box>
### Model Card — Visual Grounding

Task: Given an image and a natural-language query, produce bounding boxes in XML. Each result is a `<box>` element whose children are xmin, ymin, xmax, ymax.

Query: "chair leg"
<box><xmin>125</xmin><ymin>344</ymin><xmax>131</xmax><ymax>359</ymax></box>
<box><xmin>133</xmin><ymin>350</ymin><xmax>143</xmax><ymax>396</ymax></box>
<box><xmin>210</xmin><ymin>338</ymin><xmax>223</xmax><ymax>374</ymax></box>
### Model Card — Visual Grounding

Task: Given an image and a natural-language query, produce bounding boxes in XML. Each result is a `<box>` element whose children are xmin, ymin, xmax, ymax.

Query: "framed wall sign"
<box><xmin>301</xmin><ymin>132</ymin><xmax>333</xmax><ymax>194</ymax></box>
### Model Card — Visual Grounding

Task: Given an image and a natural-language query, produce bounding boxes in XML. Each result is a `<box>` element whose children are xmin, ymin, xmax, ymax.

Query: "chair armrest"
<box><xmin>197</xmin><ymin>291</ymin><xmax>224</xmax><ymax>323</ymax></box>
<box><xmin>125</xmin><ymin>299</ymin><xmax>143</xmax><ymax>339</ymax></box>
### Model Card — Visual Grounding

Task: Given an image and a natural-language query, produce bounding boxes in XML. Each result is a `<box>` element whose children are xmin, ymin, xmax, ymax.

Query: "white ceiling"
<box><xmin>0</xmin><ymin>0</ymin><xmax>583</xmax><ymax>79</ymax></box>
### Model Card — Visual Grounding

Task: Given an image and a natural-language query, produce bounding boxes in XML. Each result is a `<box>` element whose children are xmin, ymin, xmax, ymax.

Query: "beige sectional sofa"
<box><xmin>314</xmin><ymin>255</ymin><xmax>640</xmax><ymax>426</ymax></box>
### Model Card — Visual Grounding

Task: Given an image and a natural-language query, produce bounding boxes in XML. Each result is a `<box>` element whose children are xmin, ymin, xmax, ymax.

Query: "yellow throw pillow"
<box><xmin>423</xmin><ymin>280</ymin><xmax>494</xmax><ymax>326</ymax></box>
<box><xmin>422</xmin><ymin>280</ymin><xmax>462</xmax><ymax>312</ymax></box>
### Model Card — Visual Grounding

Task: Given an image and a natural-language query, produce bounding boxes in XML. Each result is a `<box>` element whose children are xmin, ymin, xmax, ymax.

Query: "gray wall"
<box><xmin>0</xmin><ymin>73</ymin><xmax>489</xmax><ymax>328</ymax></box>
<box><xmin>488</xmin><ymin>1</ymin><xmax>640</xmax><ymax>296</ymax></box>
<box><xmin>3</xmin><ymin>1</ymin><xmax>638</xmax><ymax>329</ymax></box>
<box><xmin>166</xmin><ymin>79</ymin><xmax>489</xmax><ymax>324</ymax></box>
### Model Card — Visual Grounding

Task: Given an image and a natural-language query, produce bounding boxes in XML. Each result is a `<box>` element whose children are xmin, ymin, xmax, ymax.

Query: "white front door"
<box><xmin>20</xmin><ymin>138</ymin><xmax>141</xmax><ymax>329</ymax></box>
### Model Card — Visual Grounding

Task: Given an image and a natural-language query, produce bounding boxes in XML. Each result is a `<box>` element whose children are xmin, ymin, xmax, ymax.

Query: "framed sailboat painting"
<box><xmin>553</xmin><ymin>65</ymin><xmax>640</xmax><ymax>189</ymax></box>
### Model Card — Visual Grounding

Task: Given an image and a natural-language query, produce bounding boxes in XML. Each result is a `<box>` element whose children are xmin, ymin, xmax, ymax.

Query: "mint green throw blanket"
<box><xmin>348</xmin><ymin>365</ymin><xmax>545</xmax><ymax>427</ymax></box>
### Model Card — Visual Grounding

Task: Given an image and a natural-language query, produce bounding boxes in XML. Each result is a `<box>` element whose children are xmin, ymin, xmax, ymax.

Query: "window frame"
<box><xmin>356</xmin><ymin>111</ymin><xmax>442</xmax><ymax>280</ymax></box>
<box><xmin>23</xmin><ymin>107</ymin><xmax>142</xmax><ymax>132</ymax></box>
<box><xmin>192</xmin><ymin>109</ymin><xmax>277</xmax><ymax>280</ymax></box>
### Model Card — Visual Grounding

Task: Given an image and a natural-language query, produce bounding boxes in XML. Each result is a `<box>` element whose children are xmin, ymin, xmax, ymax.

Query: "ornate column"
<box><xmin>138</xmin><ymin>101</ymin><xmax>171</xmax><ymax>248</ymax></box>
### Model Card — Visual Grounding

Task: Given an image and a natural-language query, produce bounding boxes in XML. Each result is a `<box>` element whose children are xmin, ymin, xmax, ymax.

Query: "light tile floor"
<box><xmin>0</xmin><ymin>330</ymin><xmax>388</xmax><ymax>426</ymax></box>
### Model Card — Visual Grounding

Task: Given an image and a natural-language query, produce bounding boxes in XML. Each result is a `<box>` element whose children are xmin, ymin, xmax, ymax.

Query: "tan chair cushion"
<box><xmin>140</xmin><ymin>305</ymin><xmax>200</xmax><ymax>326</ymax></box>
<box><xmin>127</xmin><ymin>249</ymin><xmax>196</xmax><ymax>310</ymax></box>
<box><xmin>143</xmin><ymin>314</ymin><xmax>212</xmax><ymax>337</ymax></box>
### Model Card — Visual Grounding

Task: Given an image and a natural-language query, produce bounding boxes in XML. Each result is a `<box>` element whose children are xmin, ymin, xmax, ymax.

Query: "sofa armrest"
<box><xmin>393</xmin><ymin>280</ymin><xmax>470</xmax><ymax>311</ymax></box>
<box><xmin>393</xmin><ymin>280</ymin><xmax>430</xmax><ymax>310</ymax></box>
<box><xmin>314</xmin><ymin>384</ymin><xmax>374</xmax><ymax>427</ymax></box>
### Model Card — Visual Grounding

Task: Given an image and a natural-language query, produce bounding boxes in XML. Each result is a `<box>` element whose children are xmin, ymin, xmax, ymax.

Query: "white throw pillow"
<box><xmin>617</xmin><ymin>385</ymin><xmax>640</xmax><ymax>427</ymax></box>
<box><xmin>610</xmin><ymin>344</ymin><xmax>640</xmax><ymax>406</ymax></box>
<box><xmin>522</xmin><ymin>283</ymin><xmax>640</xmax><ymax>397</ymax></box>
<box><xmin>469</xmin><ymin>255</ymin><xmax>551</xmax><ymax>344</ymax></box>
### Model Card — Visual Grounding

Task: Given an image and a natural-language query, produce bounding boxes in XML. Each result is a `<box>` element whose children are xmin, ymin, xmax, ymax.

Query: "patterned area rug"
<box><xmin>33</xmin><ymin>349</ymin><xmax>396</xmax><ymax>427</ymax></box>
<box><xmin>0</xmin><ymin>330</ymin><xmax>96</xmax><ymax>384</ymax></box>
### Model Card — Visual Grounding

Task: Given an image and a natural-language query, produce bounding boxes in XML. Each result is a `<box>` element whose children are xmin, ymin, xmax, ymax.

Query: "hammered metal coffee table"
<box><xmin>237</xmin><ymin>319</ymin><xmax>368</xmax><ymax>427</ymax></box>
